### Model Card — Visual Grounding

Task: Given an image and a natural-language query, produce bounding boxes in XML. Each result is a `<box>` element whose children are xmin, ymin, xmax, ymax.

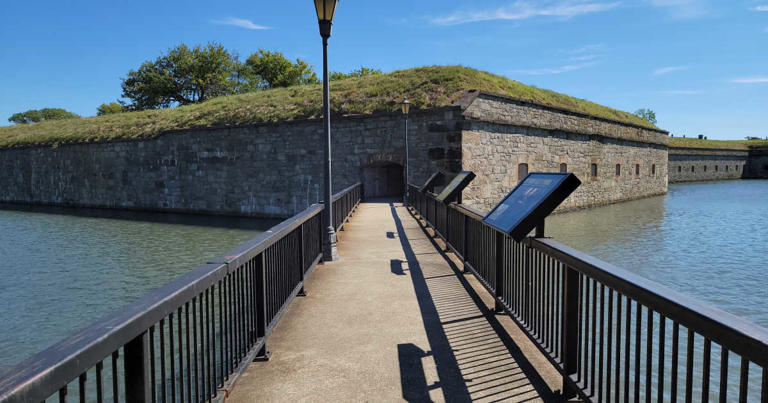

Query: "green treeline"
<box><xmin>7</xmin><ymin>42</ymin><xmax>380</xmax><ymax>124</ymax></box>
<box><xmin>119</xmin><ymin>43</ymin><xmax>380</xmax><ymax>111</ymax></box>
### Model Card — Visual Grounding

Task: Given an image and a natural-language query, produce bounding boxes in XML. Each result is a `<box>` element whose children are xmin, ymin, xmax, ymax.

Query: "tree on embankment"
<box><xmin>634</xmin><ymin>108</ymin><xmax>657</xmax><ymax>125</ymax></box>
<box><xmin>8</xmin><ymin>108</ymin><xmax>81</xmax><ymax>124</ymax></box>
<box><xmin>120</xmin><ymin>43</ymin><xmax>238</xmax><ymax>110</ymax></box>
<box><xmin>119</xmin><ymin>42</ymin><xmax>381</xmax><ymax>111</ymax></box>
<box><xmin>96</xmin><ymin>102</ymin><xmax>125</xmax><ymax>116</ymax></box>
<box><xmin>330</xmin><ymin>67</ymin><xmax>382</xmax><ymax>81</ymax></box>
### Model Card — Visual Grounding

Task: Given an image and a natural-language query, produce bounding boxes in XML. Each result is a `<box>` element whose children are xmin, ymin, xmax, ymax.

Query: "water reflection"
<box><xmin>0</xmin><ymin>206</ymin><xmax>268</xmax><ymax>371</ymax></box>
<box><xmin>548</xmin><ymin>180</ymin><xmax>768</xmax><ymax>327</ymax></box>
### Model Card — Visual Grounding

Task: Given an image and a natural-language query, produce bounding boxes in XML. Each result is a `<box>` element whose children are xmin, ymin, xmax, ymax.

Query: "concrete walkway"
<box><xmin>227</xmin><ymin>202</ymin><xmax>561</xmax><ymax>402</ymax></box>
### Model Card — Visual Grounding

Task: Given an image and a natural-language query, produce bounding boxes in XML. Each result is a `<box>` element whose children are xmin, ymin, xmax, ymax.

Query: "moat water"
<box><xmin>548</xmin><ymin>179</ymin><xmax>768</xmax><ymax>329</ymax></box>
<box><xmin>0</xmin><ymin>180</ymin><xmax>766</xmax><ymax>390</ymax></box>
<box><xmin>0</xmin><ymin>206</ymin><xmax>270</xmax><ymax>374</ymax></box>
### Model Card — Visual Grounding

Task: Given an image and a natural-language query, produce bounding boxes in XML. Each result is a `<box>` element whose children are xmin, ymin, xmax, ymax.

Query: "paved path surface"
<box><xmin>227</xmin><ymin>202</ymin><xmax>560</xmax><ymax>402</ymax></box>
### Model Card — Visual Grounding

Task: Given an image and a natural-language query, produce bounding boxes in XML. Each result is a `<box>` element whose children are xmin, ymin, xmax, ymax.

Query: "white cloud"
<box><xmin>730</xmin><ymin>77</ymin><xmax>768</xmax><ymax>84</ymax></box>
<box><xmin>431</xmin><ymin>1</ymin><xmax>619</xmax><ymax>26</ymax></box>
<box><xmin>568</xmin><ymin>44</ymin><xmax>604</xmax><ymax>54</ymax></box>
<box><xmin>649</xmin><ymin>0</ymin><xmax>707</xmax><ymax>19</ymax></box>
<box><xmin>569</xmin><ymin>54</ymin><xmax>598</xmax><ymax>61</ymax></box>
<box><xmin>510</xmin><ymin>62</ymin><xmax>595</xmax><ymax>75</ymax></box>
<box><xmin>653</xmin><ymin>66</ymin><xmax>688</xmax><ymax>75</ymax></box>
<box><xmin>661</xmin><ymin>89</ymin><xmax>701</xmax><ymax>95</ymax></box>
<box><xmin>752</xmin><ymin>5</ymin><xmax>768</xmax><ymax>11</ymax></box>
<box><xmin>211</xmin><ymin>17</ymin><xmax>270</xmax><ymax>30</ymax></box>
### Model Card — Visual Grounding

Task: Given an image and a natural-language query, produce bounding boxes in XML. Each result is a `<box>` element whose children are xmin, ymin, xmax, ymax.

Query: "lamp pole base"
<box><xmin>323</xmin><ymin>226</ymin><xmax>339</xmax><ymax>261</ymax></box>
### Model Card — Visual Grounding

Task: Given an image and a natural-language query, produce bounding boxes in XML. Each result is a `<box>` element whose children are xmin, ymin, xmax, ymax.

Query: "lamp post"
<box><xmin>315</xmin><ymin>0</ymin><xmax>339</xmax><ymax>261</ymax></box>
<box><xmin>401</xmin><ymin>99</ymin><xmax>410</xmax><ymax>207</ymax></box>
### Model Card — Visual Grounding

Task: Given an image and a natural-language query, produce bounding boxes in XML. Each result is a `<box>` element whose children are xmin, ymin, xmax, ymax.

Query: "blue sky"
<box><xmin>1</xmin><ymin>0</ymin><xmax>766</xmax><ymax>139</ymax></box>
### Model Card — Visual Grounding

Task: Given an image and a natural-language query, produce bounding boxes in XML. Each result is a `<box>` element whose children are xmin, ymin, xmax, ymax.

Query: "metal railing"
<box><xmin>0</xmin><ymin>183</ymin><xmax>362</xmax><ymax>403</ymax></box>
<box><xmin>408</xmin><ymin>184</ymin><xmax>768</xmax><ymax>402</ymax></box>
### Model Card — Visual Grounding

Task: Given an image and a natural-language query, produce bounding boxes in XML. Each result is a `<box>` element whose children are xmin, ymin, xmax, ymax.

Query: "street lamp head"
<box><xmin>314</xmin><ymin>0</ymin><xmax>339</xmax><ymax>37</ymax></box>
<box><xmin>400</xmin><ymin>99</ymin><xmax>411</xmax><ymax>115</ymax></box>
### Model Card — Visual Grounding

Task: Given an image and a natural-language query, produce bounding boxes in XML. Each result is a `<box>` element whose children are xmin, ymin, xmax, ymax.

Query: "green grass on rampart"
<box><xmin>668</xmin><ymin>137</ymin><xmax>768</xmax><ymax>150</ymax></box>
<box><xmin>0</xmin><ymin>66</ymin><xmax>659</xmax><ymax>149</ymax></box>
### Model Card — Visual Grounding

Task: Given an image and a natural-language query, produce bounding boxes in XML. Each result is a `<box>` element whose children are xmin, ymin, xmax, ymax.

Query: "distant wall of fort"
<box><xmin>668</xmin><ymin>148</ymin><xmax>749</xmax><ymax>183</ymax></box>
<box><xmin>746</xmin><ymin>149</ymin><xmax>768</xmax><ymax>179</ymax></box>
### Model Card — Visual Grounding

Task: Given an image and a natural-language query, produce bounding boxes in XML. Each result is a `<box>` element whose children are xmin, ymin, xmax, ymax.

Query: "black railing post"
<box><xmin>298</xmin><ymin>224</ymin><xmax>307</xmax><ymax>297</ymax></box>
<box><xmin>444</xmin><ymin>204</ymin><xmax>450</xmax><ymax>249</ymax></box>
<box><xmin>124</xmin><ymin>331</ymin><xmax>151</xmax><ymax>403</ymax></box>
<box><xmin>462</xmin><ymin>212</ymin><xmax>469</xmax><ymax>273</ymax></box>
<box><xmin>254</xmin><ymin>252</ymin><xmax>270</xmax><ymax>362</ymax></box>
<box><xmin>561</xmin><ymin>264</ymin><xmax>580</xmax><ymax>399</ymax></box>
<box><xmin>494</xmin><ymin>230</ymin><xmax>505</xmax><ymax>313</ymax></box>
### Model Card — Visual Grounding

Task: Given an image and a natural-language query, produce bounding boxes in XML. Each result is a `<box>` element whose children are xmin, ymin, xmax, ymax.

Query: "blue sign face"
<box><xmin>484</xmin><ymin>173</ymin><xmax>580</xmax><ymax>239</ymax></box>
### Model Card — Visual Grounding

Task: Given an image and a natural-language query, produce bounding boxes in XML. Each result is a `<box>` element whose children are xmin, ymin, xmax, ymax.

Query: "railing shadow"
<box><xmin>389</xmin><ymin>203</ymin><xmax>556</xmax><ymax>402</ymax></box>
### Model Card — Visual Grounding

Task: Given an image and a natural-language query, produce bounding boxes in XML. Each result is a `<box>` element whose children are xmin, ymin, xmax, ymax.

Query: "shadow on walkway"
<box><xmin>389</xmin><ymin>204</ymin><xmax>556</xmax><ymax>402</ymax></box>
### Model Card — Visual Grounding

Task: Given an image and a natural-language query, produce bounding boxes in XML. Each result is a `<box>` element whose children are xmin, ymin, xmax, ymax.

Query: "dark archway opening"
<box><xmin>362</xmin><ymin>162</ymin><xmax>404</xmax><ymax>199</ymax></box>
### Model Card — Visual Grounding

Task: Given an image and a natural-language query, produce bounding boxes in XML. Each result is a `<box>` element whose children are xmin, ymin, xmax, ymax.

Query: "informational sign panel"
<box><xmin>435</xmin><ymin>171</ymin><xmax>476</xmax><ymax>204</ymax></box>
<box><xmin>421</xmin><ymin>171</ymin><xmax>447</xmax><ymax>193</ymax></box>
<box><xmin>483</xmin><ymin>172</ymin><xmax>581</xmax><ymax>241</ymax></box>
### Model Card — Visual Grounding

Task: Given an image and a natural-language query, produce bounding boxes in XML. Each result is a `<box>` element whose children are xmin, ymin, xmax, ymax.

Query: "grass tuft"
<box><xmin>0</xmin><ymin>65</ymin><xmax>659</xmax><ymax>148</ymax></box>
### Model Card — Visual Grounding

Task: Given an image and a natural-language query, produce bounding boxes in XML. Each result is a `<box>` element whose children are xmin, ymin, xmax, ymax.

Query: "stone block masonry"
<box><xmin>668</xmin><ymin>148</ymin><xmax>749</xmax><ymax>183</ymax></box>
<box><xmin>459</xmin><ymin>93</ymin><xmax>669</xmax><ymax>212</ymax></box>
<box><xmin>0</xmin><ymin>108</ymin><xmax>462</xmax><ymax>218</ymax></box>
<box><xmin>0</xmin><ymin>90</ymin><xmax>693</xmax><ymax>218</ymax></box>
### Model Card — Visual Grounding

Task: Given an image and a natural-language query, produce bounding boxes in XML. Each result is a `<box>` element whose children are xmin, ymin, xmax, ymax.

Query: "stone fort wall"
<box><xmin>746</xmin><ymin>149</ymin><xmax>768</xmax><ymax>179</ymax></box>
<box><xmin>668</xmin><ymin>148</ymin><xmax>749</xmax><ymax>183</ymax></box>
<box><xmin>0</xmin><ymin>109</ymin><xmax>462</xmax><ymax>218</ymax></box>
<box><xmin>459</xmin><ymin>93</ymin><xmax>669</xmax><ymax>212</ymax></box>
<box><xmin>4</xmin><ymin>91</ymin><xmax>729</xmax><ymax>218</ymax></box>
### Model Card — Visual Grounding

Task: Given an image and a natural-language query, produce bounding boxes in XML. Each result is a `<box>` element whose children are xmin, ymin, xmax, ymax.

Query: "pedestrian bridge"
<box><xmin>226</xmin><ymin>201</ymin><xmax>558</xmax><ymax>402</ymax></box>
<box><xmin>1</xmin><ymin>183</ymin><xmax>767</xmax><ymax>403</ymax></box>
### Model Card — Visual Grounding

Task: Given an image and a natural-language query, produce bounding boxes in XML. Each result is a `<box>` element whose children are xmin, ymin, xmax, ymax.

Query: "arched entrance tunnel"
<box><xmin>362</xmin><ymin>162</ymin><xmax>404</xmax><ymax>199</ymax></box>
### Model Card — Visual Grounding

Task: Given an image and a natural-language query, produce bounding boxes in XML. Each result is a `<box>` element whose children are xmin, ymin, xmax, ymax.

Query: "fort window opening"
<box><xmin>715</xmin><ymin>165</ymin><xmax>718</xmax><ymax>172</ymax></box>
<box><xmin>635</xmin><ymin>164</ymin><xmax>640</xmax><ymax>175</ymax></box>
<box><xmin>560</xmin><ymin>163</ymin><xmax>568</xmax><ymax>173</ymax></box>
<box><xmin>518</xmin><ymin>163</ymin><xmax>529</xmax><ymax>183</ymax></box>
<box><xmin>678</xmin><ymin>166</ymin><xmax>682</xmax><ymax>173</ymax></box>
<box><xmin>651</xmin><ymin>164</ymin><xmax>656</xmax><ymax>176</ymax></box>
<box><xmin>704</xmin><ymin>166</ymin><xmax>707</xmax><ymax>172</ymax></box>
<box><xmin>726</xmin><ymin>165</ymin><xmax>729</xmax><ymax>172</ymax></box>
<box><xmin>692</xmin><ymin>166</ymin><xmax>695</xmax><ymax>172</ymax></box>
<box><xmin>616</xmin><ymin>164</ymin><xmax>621</xmax><ymax>176</ymax></box>
<box><xmin>591</xmin><ymin>164</ymin><xmax>598</xmax><ymax>178</ymax></box>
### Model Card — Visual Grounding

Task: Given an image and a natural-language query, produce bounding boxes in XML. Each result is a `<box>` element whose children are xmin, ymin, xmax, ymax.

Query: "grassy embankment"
<box><xmin>668</xmin><ymin>137</ymin><xmax>768</xmax><ymax>150</ymax></box>
<box><xmin>0</xmin><ymin>65</ymin><xmax>659</xmax><ymax>149</ymax></box>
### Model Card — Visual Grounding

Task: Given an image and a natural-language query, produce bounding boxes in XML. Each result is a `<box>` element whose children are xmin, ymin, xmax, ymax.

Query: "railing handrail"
<box><xmin>208</xmin><ymin>203</ymin><xmax>323</xmax><ymax>268</ymax></box>
<box><xmin>331</xmin><ymin>183</ymin><xmax>361</xmax><ymax>203</ymax></box>
<box><xmin>529</xmin><ymin>237</ymin><xmax>768</xmax><ymax>367</ymax></box>
<box><xmin>411</xmin><ymin>181</ymin><xmax>768</xmax><ymax>384</ymax></box>
<box><xmin>0</xmin><ymin>183</ymin><xmax>362</xmax><ymax>403</ymax></box>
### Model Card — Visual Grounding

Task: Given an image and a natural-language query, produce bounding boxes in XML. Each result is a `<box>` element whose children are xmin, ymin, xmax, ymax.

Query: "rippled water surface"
<box><xmin>548</xmin><ymin>180</ymin><xmax>768</xmax><ymax>327</ymax></box>
<box><xmin>0</xmin><ymin>207</ymin><xmax>270</xmax><ymax>372</ymax></box>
